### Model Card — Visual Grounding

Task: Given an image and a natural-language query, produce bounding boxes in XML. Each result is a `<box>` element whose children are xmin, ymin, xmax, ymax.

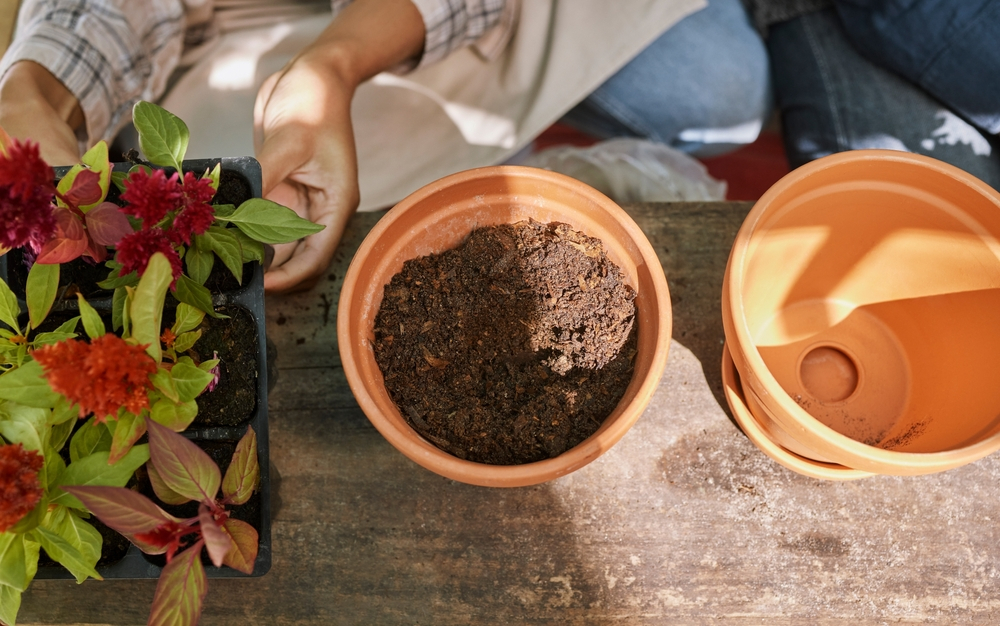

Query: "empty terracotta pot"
<box><xmin>723</xmin><ymin>150</ymin><xmax>1000</xmax><ymax>476</ymax></box>
<box><xmin>338</xmin><ymin>166</ymin><xmax>671</xmax><ymax>487</ymax></box>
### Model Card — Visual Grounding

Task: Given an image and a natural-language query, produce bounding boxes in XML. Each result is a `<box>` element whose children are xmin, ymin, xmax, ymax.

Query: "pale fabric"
<box><xmin>163</xmin><ymin>0</ymin><xmax>705</xmax><ymax>211</ymax></box>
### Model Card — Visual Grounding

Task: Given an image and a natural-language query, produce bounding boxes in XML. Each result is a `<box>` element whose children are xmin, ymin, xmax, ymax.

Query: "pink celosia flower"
<box><xmin>120</xmin><ymin>168</ymin><xmax>183</xmax><ymax>228</ymax></box>
<box><xmin>34</xmin><ymin>334</ymin><xmax>159</xmax><ymax>421</ymax></box>
<box><xmin>169</xmin><ymin>202</ymin><xmax>215</xmax><ymax>245</ymax></box>
<box><xmin>0</xmin><ymin>139</ymin><xmax>57</xmax><ymax>252</ymax></box>
<box><xmin>0</xmin><ymin>443</ymin><xmax>44</xmax><ymax>532</ymax></box>
<box><xmin>115</xmin><ymin>228</ymin><xmax>183</xmax><ymax>284</ymax></box>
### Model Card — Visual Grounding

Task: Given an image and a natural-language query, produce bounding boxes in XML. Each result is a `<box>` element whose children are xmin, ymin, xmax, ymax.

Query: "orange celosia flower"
<box><xmin>0</xmin><ymin>443</ymin><xmax>44</xmax><ymax>532</ymax></box>
<box><xmin>160</xmin><ymin>328</ymin><xmax>177</xmax><ymax>348</ymax></box>
<box><xmin>34</xmin><ymin>334</ymin><xmax>158</xmax><ymax>421</ymax></box>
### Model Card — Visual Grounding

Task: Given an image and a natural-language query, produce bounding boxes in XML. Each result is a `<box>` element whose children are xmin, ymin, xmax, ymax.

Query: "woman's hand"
<box><xmin>254</xmin><ymin>53</ymin><xmax>360</xmax><ymax>293</ymax></box>
<box><xmin>253</xmin><ymin>0</ymin><xmax>426</xmax><ymax>293</ymax></box>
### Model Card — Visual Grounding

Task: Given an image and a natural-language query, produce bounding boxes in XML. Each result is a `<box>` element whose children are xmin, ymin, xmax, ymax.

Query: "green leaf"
<box><xmin>25</xmin><ymin>262</ymin><xmax>59</xmax><ymax>330</ymax></box>
<box><xmin>121</xmin><ymin>287</ymin><xmax>134</xmax><ymax>339</ymax></box>
<box><xmin>112</xmin><ymin>286</ymin><xmax>127</xmax><ymax>333</ymax></box>
<box><xmin>133</xmin><ymin>101</ymin><xmax>188</xmax><ymax>171</ymax></box>
<box><xmin>170</xmin><ymin>361</ymin><xmax>215</xmax><ymax>403</ymax></box>
<box><xmin>75</xmin><ymin>293</ymin><xmax>105</xmax><ymax>340</ymax></box>
<box><xmin>45</xmin><ymin>451</ymin><xmax>66</xmax><ymax>490</ymax></box>
<box><xmin>184</xmin><ymin>241</ymin><xmax>214</xmax><ymax>285</ymax></box>
<box><xmin>150</xmin><ymin>398</ymin><xmax>198</xmax><ymax>432</ymax></box>
<box><xmin>42</xmin><ymin>506</ymin><xmax>102</xmax><ymax>576</ymax></box>
<box><xmin>204</xmin><ymin>163</ymin><xmax>221</xmax><ymax>193</ymax></box>
<box><xmin>171</xmin><ymin>303</ymin><xmax>205</xmax><ymax>336</ymax></box>
<box><xmin>222</xmin><ymin>426</ymin><xmax>259</xmax><ymax>505</ymax></box>
<box><xmin>0</xmin><ymin>279</ymin><xmax>20</xmax><ymax>332</ymax></box>
<box><xmin>50</xmin><ymin>415</ymin><xmax>75</xmax><ymax>453</ymax></box>
<box><xmin>219</xmin><ymin>198</ymin><xmax>325</xmax><ymax>244</ymax></box>
<box><xmin>0</xmin><ymin>361</ymin><xmax>60</xmax><ymax>408</ymax></box>
<box><xmin>108</xmin><ymin>411</ymin><xmax>146</xmax><ymax>464</ymax></box>
<box><xmin>213</xmin><ymin>203</ymin><xmax>236</xmax><ymax>219</ymax></box>
<box><xmin>202</xmin><ymin>226</ymin><xmax>244</xmax><ymax>284</ymax></box>
<box><xmin>148</xmin><ymin>544</ymin><xmax>206</xmax><ymax>626</ymax></box>
<box><xmin>0</xmin><ymin>403</ymin><xmax>49</xmax><ymax>455</ymax></box>
<box><xmin>131</xmin><ymin>253</ymin><xmax>173</xmax><ymax>362</ymax></box>
<box><xmin>172</xmin><ymin>329</ymin><xmax>201</xmax><ymax>354</ymax></box>
<box><xmin>174</xmin><ymin>274</ymin><xmax>225</xmax><ymax>319</ymax></box>
<box><xmin>0</xmin><ymin>583</ymin><xmax>22</xmax><ymax>626</ymax></box>
<box><xmin>231</xmin><ymin>227</ymin><xmax>265</xmax><ymax>264</ymax></box>
<box><xmin>0</xmin><ymin>533</ymin><xmax>28</xmax><ymax>591</ymax></box>
<box><xmin>30</xmin><ymin>331</ymin><xmax>78</xmax><ymax>347</ymax></box>
<box><xmin>49</xmin><ymin>397</ymin><xmax>78</xmax><ymax>425</ymax></box>
<box><xmin>111</xmin><ymin>170</ymin><xmax>128</xmax><ymax>193</ymax></box>
<box><xmin>51</xmin><ymin>316</ymin><xmax>80</xmax><ymax>335</ymax></box>
<box><xmin>69</xmin><ymin>417</ymin><xmax>113</xmax><ymax>463</ymax></box>
<box><xmin>97</xmin><ymin>270</ymin><xmax>138</xmax><ymax>291</ymax></box>
<box><xmin>150</xmin><ymin>368</ymin><xmax>179</xmax><ymax>404</ymax></box>
<box><xmin>29</xmin><ymin>526</ymin><xmax>102</xmax><ymax>584</ymax></box>
<box><xmin>51</xmin><ymin>444</ymin><xmax>150</xmax><ymax>509</ymax></box>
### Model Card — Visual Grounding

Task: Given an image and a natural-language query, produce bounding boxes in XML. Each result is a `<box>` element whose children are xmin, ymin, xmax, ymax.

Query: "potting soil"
<box><xmin>373</xmin><ymin>220</ymin><xmax>637</xmax><ymax>465</ymax></box>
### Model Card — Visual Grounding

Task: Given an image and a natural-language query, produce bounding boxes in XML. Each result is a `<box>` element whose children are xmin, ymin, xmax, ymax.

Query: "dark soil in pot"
<box><xmin>187</xmin><ymin>304</ymin><xmax>258</xmax><ymax>427</ymax></box>
<box><xmin>373</xmin><ymin>220</ymin><xmax>638</xmax><ymax>465</ymax></box>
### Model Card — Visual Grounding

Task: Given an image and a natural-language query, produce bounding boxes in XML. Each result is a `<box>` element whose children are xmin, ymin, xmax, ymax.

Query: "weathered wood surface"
<box><xmin>20</xmin><ymin>202</ymin><xmax>1000</xmax><ymax>625</ymax></box>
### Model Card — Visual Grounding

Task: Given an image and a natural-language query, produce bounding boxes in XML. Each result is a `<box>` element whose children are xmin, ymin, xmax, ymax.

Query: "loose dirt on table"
<box><xmin>373</xmin><ymin>220</ymin><xmax>638</xmax><ymax>465</ymax></box>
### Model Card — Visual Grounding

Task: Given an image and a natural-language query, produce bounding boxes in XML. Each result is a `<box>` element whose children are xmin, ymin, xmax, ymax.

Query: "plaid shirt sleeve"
<box><xmin>0</xmin><ymin>0</ymin><xmax>185</xmax><ymax>148</ymax></box>
<box><xmin>330</xmin><ymin>0</ymin><xmax>513</xmax><ymax>71</ymax></box>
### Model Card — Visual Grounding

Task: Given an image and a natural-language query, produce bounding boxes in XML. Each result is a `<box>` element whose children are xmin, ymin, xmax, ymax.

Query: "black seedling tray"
<box><xmin>1</xmin><ymin>157</ymin><xmax>272</xmax><ymax>579</ymax></box>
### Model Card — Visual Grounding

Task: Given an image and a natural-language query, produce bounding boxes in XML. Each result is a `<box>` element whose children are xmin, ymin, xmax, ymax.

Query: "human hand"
<box><xmin>254</xmin><ymin>52</ymin><xmax>360</xmax><ymax>294</ymax></box>
<box><xmin>0</xmin><ymin>61</ymin><xmax>83</xmax><ymax>166</ymax></box>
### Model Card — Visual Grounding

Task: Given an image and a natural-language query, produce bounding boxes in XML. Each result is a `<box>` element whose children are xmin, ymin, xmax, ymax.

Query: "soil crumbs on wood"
<box><xmin>373</xmin><ymin>220</ymin><xmax>638</xmax><ymax>465</ymax></box>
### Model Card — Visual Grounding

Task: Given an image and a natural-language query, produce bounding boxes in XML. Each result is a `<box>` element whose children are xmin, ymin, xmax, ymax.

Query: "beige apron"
<box><xmin>162</xmin><ymin>0</ymin><xmax>705</xmax><ymax>211</ymax></box>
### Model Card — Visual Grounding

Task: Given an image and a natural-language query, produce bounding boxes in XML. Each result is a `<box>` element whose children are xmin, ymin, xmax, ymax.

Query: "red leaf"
<box><xmin>63</xmin><ymin>168</ymin><xmax>102</xmax><ymax>207</ymax></box>
<box><xmin>83</xmin><ymin>235</ymin><xmax>107</xmax><ymax>263</ymax></box>
<box><xmin>85</xmin><ymin>201</ymin><xmax>133</xmax><ymax>246</ymax></box>
<box><xmin>146</xmin><ymin>418</ymin><xmax>221</xmax><ymax>504</ymax></box>
<box><xmin>221</xmin><ymin>518</ymin><xmax>258</xmax><ymax>575</ymax></box>
<box><xmin>61</xmin><ymin>485</ymin><xmax>177</xmax><ymax>535</ymax></box>
<box><xmin>35</xmin><ymin>209</ymin><xmax>87</xmax><ymax>264</ymax></box>
<box><xmin>148</xmin><ymin>542</ymin><xmax>207</xmax><ymax>626</ymax></box>
<box><xmin>198</xmin><ymin>503</ymin><xmax>231</xmax><ymax>568</ymax></box>
<box><xmin>221</xmin><ymin>426</ymin><xmax>259</xmax><ymax>505</ymax></box>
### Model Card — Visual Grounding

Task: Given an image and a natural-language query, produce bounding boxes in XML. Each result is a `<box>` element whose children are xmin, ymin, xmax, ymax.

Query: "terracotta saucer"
<box><xmin>721</xmin><ymin>343</ymin><xmax>873</xmax><ymax>481</ymax></box>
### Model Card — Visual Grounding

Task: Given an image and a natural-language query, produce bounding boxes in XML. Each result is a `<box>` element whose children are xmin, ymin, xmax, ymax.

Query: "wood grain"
<box><xmin>20</xmin><ymin>203</ymin><xmax>1000</xmax><ymax>625</ymax></box>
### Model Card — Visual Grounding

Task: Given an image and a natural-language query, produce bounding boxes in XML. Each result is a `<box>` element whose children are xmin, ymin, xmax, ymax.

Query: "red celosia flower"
<box><xmin>34</xmin><ymin>334</ymin><xmax>158</xmax><ymax>421</ymax></box>
<box><xmin>120</xmin><ymin>168</ymin><xmax>183</xmax><ymax>228</ymax></box>
<box><xmin>0</xmin><ymin>443</ymin><xmax>44</xmax><ymax>532</ymax></box>
<box><xmin>169</xmin><ymin>201</ymin><xmax>214</xmax><ymax>245</ymax></box>
<box><xmin>0</xmin><ymin>139</ymin><xmax>57</xmax><ymax>252</ymax></box>
<box><xmin>135</xmin><ymin>520</ymin><xmax>192</xmax><ymax>562</ymax></box>
<box><xmin>115</xmin><ymin>228</ymin><xmax>182</xmax><ymax>284</ymax></box>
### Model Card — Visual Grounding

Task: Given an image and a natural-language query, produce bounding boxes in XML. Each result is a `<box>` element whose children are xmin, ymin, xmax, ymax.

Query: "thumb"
<box><xmin>256</xmin><ymin>127</ymin><xmax>308</xmax><ymax>198</ymax></box>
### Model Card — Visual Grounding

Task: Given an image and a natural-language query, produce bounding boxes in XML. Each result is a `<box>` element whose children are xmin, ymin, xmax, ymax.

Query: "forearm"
<box><xmin>296</xmin><ymin>0</ymin><xmax>426</xmax><ymax>90</ymax></box>
<box><xmin>0</xmin><ymin>61</ymin><xmax>83</xmax><ymax>165</ymax></box>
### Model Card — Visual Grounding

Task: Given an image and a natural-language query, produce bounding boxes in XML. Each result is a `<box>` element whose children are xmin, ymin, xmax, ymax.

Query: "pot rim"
<box><xmin>724</xmin><ymin>150</ymin><xmax>1000</xmax><ymax>473</ymax></box>
<box><xmin>338</xmin><ymin>165</ymin><xmax>672</xmax><ymax>487</ymax></box>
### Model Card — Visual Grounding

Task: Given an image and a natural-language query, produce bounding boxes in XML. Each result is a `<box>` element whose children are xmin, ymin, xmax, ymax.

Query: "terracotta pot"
<box><xmin>338</xmin><ymin>166</ymin><xmax>671</xmax><ymax>487</ymax></box>
<box><xmin>723</xmin><ymin>150</ymin><xmax>1000</xmax><ymax>476</ymax></box>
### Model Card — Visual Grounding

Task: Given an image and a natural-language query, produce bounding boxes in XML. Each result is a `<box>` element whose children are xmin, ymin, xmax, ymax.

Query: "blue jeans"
<box><xmin>558</xmin><ymin>0</ymin><xmax>772</xmax><ymax>158</ymax></box>
<box><xmin>768</xmin><ymin>7</ymin><xmax>1000</xmax><ymax>189</ymax></box>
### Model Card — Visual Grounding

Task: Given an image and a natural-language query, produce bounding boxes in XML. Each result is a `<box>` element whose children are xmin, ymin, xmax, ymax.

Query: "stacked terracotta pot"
<box><xmin>721</xmin><ymin>150</ymin><xmax>1000</xmax><ymax>479</ymax></box>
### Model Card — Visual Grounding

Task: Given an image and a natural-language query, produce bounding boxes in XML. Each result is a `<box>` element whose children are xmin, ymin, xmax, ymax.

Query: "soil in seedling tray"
<box><xmin>373</xmin><ymin>220</ymin><xmax>638</xmax><ymax>465</ymax></box>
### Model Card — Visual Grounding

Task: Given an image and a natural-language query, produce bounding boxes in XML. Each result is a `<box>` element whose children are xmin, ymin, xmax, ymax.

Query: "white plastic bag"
<box><xmin>522</xmin><ymin>137</ymin><xmax>727</xmax><ymax>203</ymax></box>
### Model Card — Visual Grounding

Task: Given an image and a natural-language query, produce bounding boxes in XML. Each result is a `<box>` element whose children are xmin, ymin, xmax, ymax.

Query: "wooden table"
<box><xmin>20</xmin><ymin>202</ymin><xmax>1000</xmax><ymax>625</ymax></box>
